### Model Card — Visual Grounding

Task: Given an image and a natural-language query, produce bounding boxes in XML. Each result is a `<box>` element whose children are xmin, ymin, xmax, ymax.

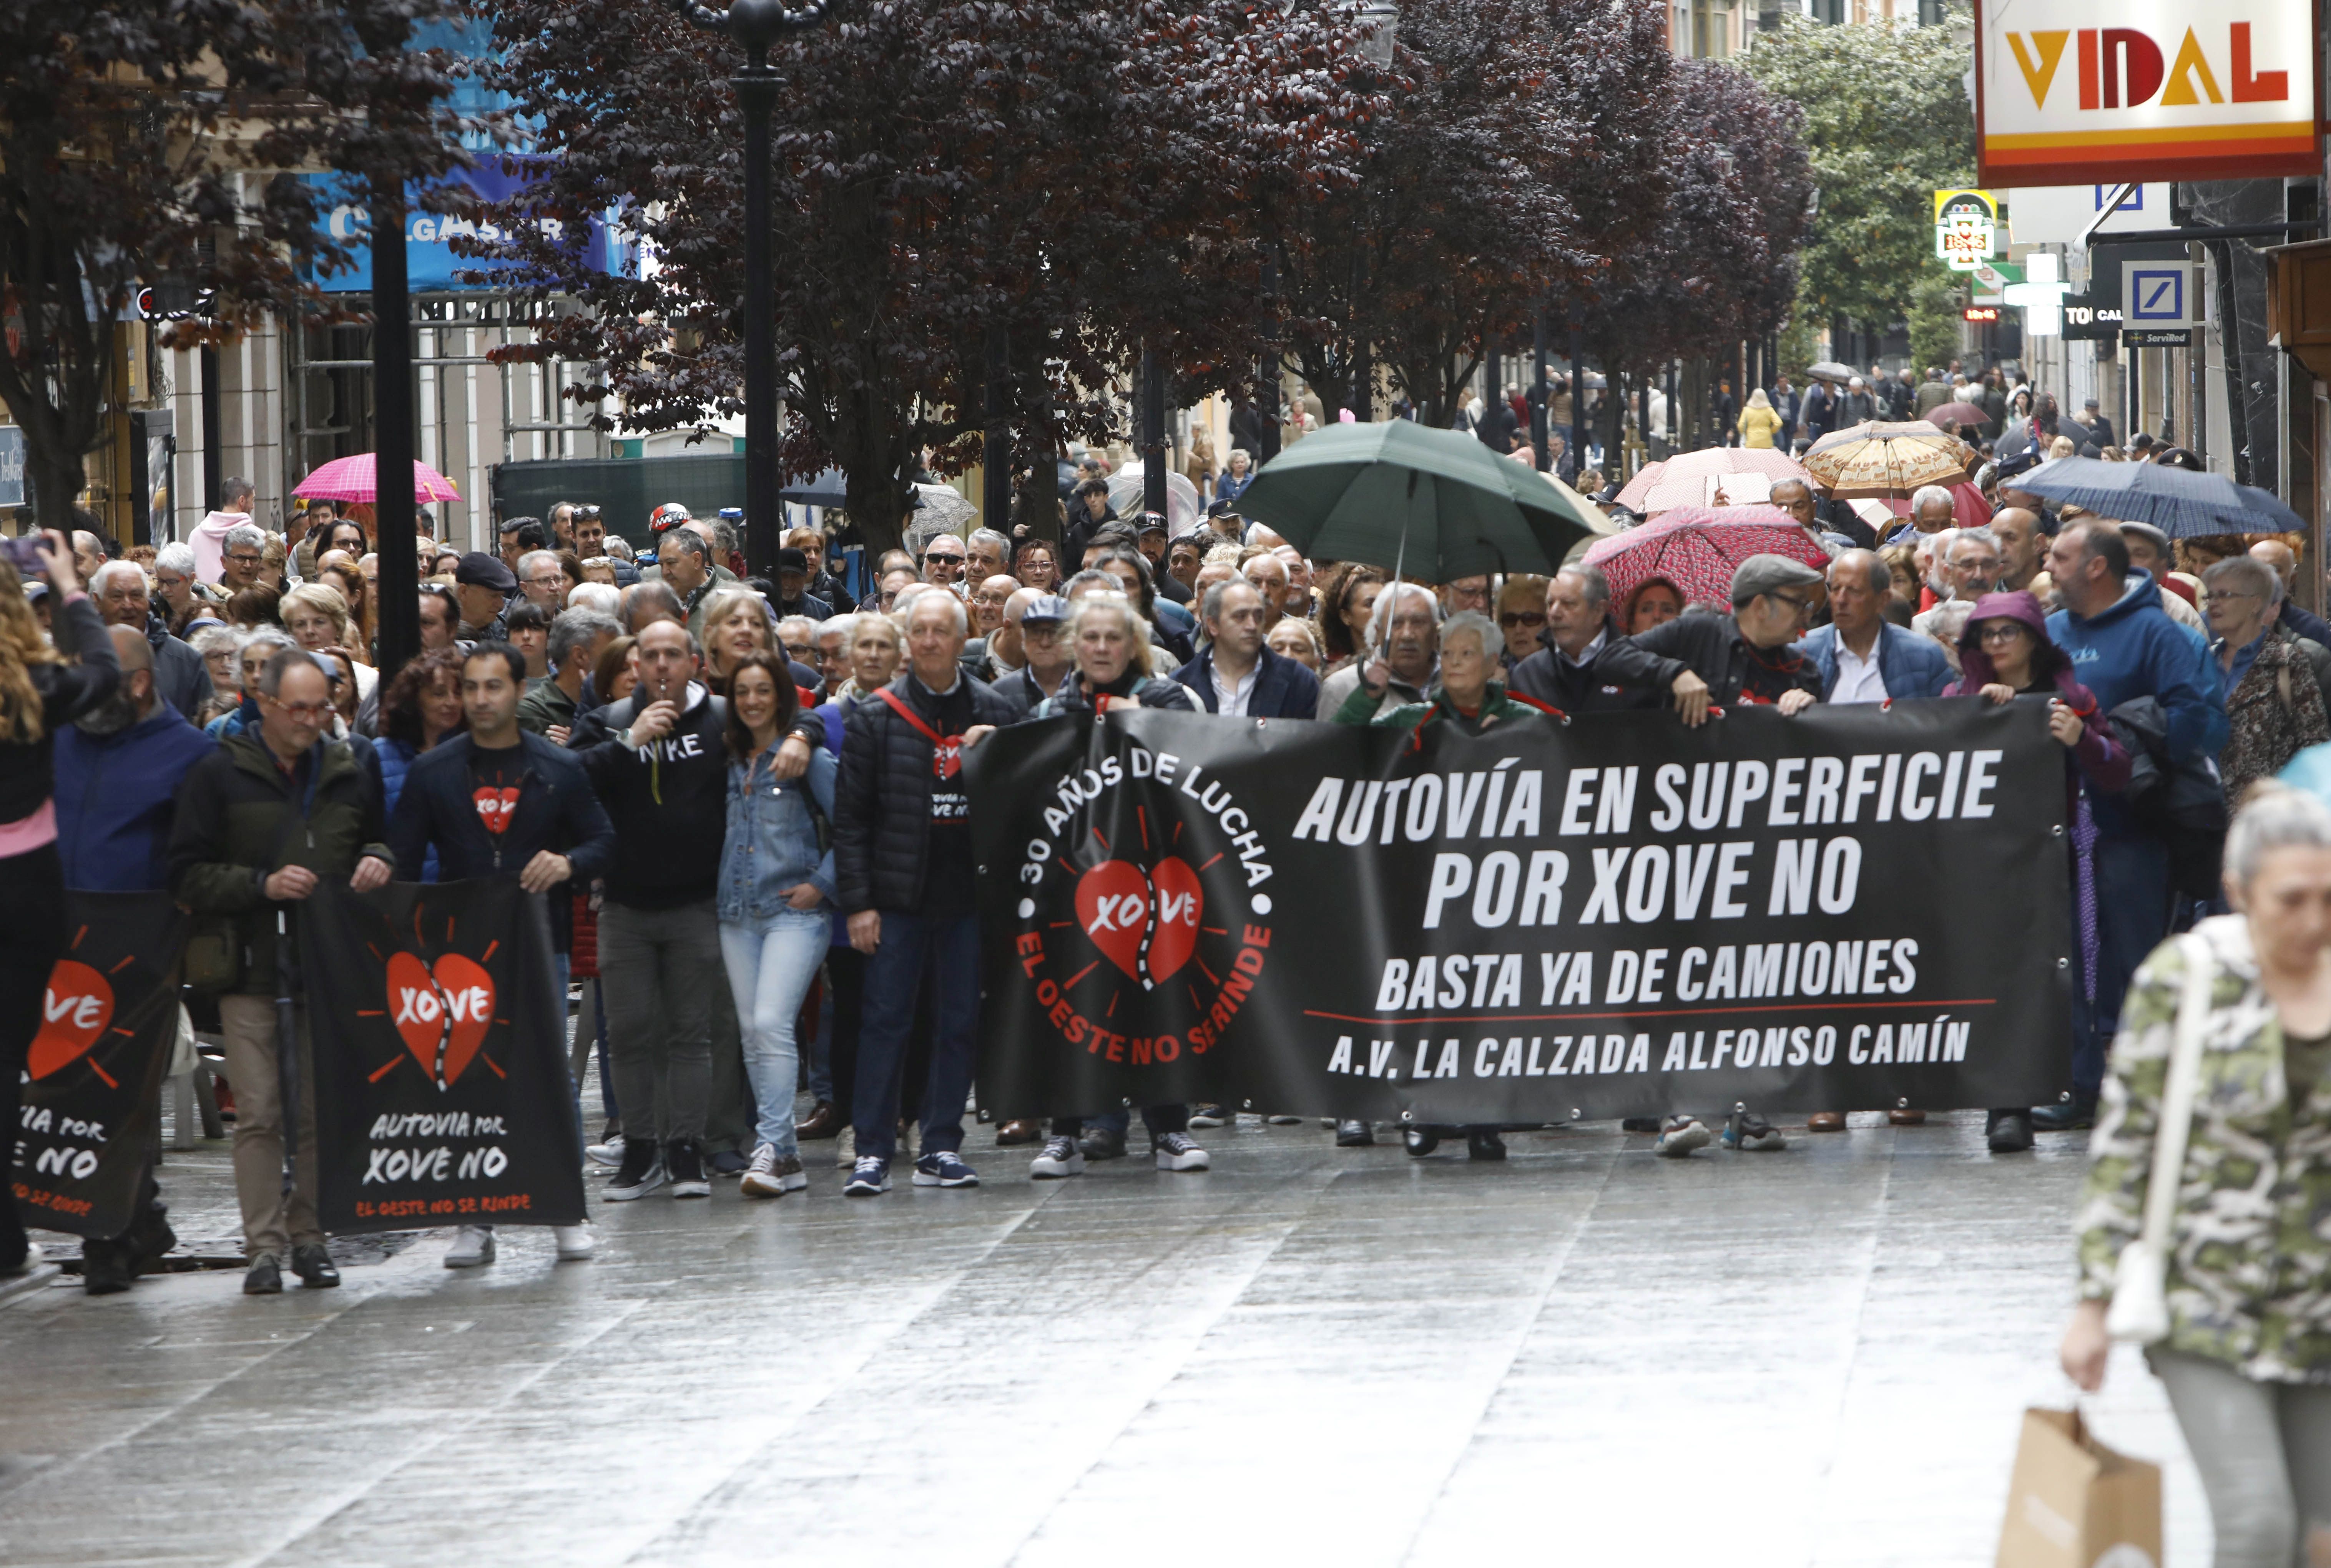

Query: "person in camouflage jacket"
<box><xmin>2077</xmin><ymin>911</ymin><xmax>2331</xmax><ymax>1382</ymax></box>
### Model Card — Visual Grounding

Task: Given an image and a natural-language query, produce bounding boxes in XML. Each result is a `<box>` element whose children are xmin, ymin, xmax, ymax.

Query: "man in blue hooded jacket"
<box><xmin>2042</xmin><ymin>519</ymin><xmax>2226</xmax><ymax>1128</ymax></box>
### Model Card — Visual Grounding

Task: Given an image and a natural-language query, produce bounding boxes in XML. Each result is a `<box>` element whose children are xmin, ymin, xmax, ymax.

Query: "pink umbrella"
<box><xmin>293</xmin><ymin>453</ymin><xmax>462</xmax><ymax>504</ymax></box>
<box><xmin>1615</xmin><ymin>446</ymin><xmax>1811</xmax><ymax>511</ymax></box>
<box><xmin>1582</xmin><ymin>508</ymin><xmax>1829</xmax><ymax>607</ymax></box>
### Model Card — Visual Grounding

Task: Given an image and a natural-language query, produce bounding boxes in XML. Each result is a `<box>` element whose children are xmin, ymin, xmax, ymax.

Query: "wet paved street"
<box><xmin>1</xmin><ymin>1111</ymin><xmax>2208</xmax><ymax>1566</ymax></box>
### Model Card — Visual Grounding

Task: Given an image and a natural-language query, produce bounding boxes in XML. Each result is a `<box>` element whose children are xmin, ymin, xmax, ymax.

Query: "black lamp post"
<box><xmin>679</xmin><ymin>0</ymin><xmax>840</xmax><ymax>578</ymax></box>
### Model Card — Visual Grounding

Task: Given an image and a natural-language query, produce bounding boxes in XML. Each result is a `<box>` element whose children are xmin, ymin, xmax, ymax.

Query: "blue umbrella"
<box><xmin>2240</xmin><ymin>484</ymin><xmax>2304</xmax><ymax>533</ymax></box>
<box><xmin>2013</xmin><ymin>455</ymin><xmax>2268</xmax><ymax>537</ymax></box>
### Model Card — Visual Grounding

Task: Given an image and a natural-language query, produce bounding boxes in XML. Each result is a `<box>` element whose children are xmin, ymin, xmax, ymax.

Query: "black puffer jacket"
<box><xmin>835</xmin><ymin>672</ymin><xmax>1020</xmax><ymax>914</ymax></box>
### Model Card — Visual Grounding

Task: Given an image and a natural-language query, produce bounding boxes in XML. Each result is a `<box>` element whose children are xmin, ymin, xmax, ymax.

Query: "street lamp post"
<box><xmin>678</xmin><ymin>0</ymin><xmax>840</xmax><ymax>578</ymax></box>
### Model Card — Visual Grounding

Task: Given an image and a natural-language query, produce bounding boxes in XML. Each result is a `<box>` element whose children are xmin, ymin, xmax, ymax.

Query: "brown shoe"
<box><xmin>1806</xmin><ymin>1111</ymin><xmax>1848</xmax><ymax>1132</ymax></box>
<box><xmin>795</xmin><ymin>1100</ymin><xmax>839</xmax><ymax>1141</ymax></box>
<box><xmin>995</xmin><ymin>1118</ymin><xmax>1041</xmax><ymax>1146</ymax></box>
<box><xmin>1887</xmin><ymin>1108</ymin><xmax>1926</xmax><ymax>1126</ymax></box>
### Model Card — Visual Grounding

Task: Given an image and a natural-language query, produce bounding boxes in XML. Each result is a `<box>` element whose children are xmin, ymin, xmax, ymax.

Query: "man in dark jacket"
<box><xmin>1800</xmin><ymin>378</ymin><xmax>1836</xmax><ymax>445</ymax></box>
<box><xmin>392</xmin><ymin>644</ymin><xmax>615</xmax><ymax>1268</ymax></box>
<box><xmin>90</xmin><ymin>559</ymin><xmax>210</xmax><ymax>718</ymax></box>
<box><xmin>1631</xmin><ymin>556</ymin><xmax>1825</xmax><ymax>719</ymax></box>
<box><xmin>54</xmin><ymin>626</ymin><xmax>214</xmax><ymax>1293</ymax></box>
<box><xmin>834</xmin><ymin>590</ymin><xmax>1020</xmax><ymax>1196</ymax></box>
<box><xmin>1172</xmin><ymin>580</ymin><xmax>1320</xmax><ymax>717</ymax></box>
<box><xmin>568</xmin><ymin>619</ymin><xmax>820</xmax><ymax>1202</ymax></box>
<box><xmin>1508</xmin><ymin>566</ymin><xmax>1696</xmax><ymax>715</ymax></box>
<box><xmin>57</xmin><ymin>627</ymin><xmax>218</xmax><ymax>894</ymax></box>
<box><xmin>169</xmin><ymin>649</ymin><xmax>394</xmax><ymax>1296</ymax></box>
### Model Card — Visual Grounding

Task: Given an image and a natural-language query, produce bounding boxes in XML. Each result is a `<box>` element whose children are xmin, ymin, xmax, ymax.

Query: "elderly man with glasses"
<box><xmin>921</xmin><ymin>535</ymin><xmax>970</xmax><ymax>592</ymax></box>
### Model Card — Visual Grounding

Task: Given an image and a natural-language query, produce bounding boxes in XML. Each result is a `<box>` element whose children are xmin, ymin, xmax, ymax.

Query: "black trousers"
<box><xmin>0</xmin><ymin>845</ymin><xmax>66</xmax><ymax>1273</ymax></box>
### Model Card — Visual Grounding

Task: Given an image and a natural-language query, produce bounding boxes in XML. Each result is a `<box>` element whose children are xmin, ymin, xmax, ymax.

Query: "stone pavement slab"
<box><xmin>0</xmin><ymin>1113</ymin><xmax>2209</xmax><ymax>1566</ymax></box>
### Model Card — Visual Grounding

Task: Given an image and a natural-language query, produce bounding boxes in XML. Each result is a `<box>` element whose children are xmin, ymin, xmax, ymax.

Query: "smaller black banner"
<box><xmin>13</xmin><ymin>893</ymin><xmax>186</xmax><ymax>1239</ymax></box>
<box><xmin>303</xmin><ymin>879</ymin><xmax>585</xmax><ymax>1233</ymax></box>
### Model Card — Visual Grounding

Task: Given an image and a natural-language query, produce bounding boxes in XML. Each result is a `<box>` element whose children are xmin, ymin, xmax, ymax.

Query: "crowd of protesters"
<box><xmin>8</xmin><ymin>386</ymin><xmax>2331</xmax><ymax>1556</ymax></box>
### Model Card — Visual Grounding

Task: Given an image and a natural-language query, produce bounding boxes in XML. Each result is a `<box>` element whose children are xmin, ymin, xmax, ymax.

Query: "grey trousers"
<box><xmin>596</xmin><ymin>898</ymin><xmax>720</xmax><ymax>1147</ymax></box>
<box><xmin>2150</xmin><ymin>1348</ymin><xmax>2331</xmax><ymax>1567</ymax></box>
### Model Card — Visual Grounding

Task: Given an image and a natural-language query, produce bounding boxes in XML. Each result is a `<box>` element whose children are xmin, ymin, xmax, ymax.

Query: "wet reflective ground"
<box><xmin>0</xmin><ymin>1112</ymin><xmax>2206</xmax><ymax>1566</ymax></box>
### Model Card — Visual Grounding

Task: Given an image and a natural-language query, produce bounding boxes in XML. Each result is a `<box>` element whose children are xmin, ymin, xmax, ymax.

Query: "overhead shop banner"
<box><xmin>12</xmin><ymin>893</ymin><xmax>187</xmax><ymax>1240</ymax></box>
<box><xmin>1975</xmin><ymin>0</ymin><xmax>2320</xmax><ymax>185</ymax></box>
<box><xmin>973</xmin><ymin>702</ymin><xmax>2070</xmax><ymax>1124</ymax></box>
<box><xmin>301</xmin><ymin>879</ymin><xmax>585</xmax><ymax>1234</ymax></box>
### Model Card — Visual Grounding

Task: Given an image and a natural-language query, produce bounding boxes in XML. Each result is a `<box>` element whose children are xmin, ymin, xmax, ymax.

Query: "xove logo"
<box><xmin>1010</xmin><ymin>740</ymin><xmax>1275</xmax><ymax>1069</ymax></box>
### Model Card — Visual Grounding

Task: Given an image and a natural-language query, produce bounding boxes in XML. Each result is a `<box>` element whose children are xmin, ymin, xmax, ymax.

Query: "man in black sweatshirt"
<box><xmin>569</xmin><ymin>618</ymin><xmax>818</xmax><ymax>1200</ymax></box>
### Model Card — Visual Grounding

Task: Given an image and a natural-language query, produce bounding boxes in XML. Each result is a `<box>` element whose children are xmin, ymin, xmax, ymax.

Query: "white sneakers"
<box><xmin>445</xmin><ymin>1224</ymin><xmax>594</xmax><ymax>1264</ymax></box>
<box><xmin>443</xmin><ymin>1226</ymin><xmax>496</xmax><ymax>1268</ymax></box>
<box><xmin>740</xmin><ymin>1143</ymin><xmax>808</xmax><ymax>1198</ymax></box>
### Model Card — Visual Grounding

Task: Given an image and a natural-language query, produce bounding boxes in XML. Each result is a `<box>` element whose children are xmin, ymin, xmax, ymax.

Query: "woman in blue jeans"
<box><xmin>718</xmin><ymin>651</ymin><xmax>837</xmax><ymax>1197</ymax></box>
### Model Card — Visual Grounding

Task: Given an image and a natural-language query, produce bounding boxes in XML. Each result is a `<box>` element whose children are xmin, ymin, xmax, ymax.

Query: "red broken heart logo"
<box><xmin>1074</xmin><ymin>857</ymin><xmax>1203</xmax><ymax>987</ymax></box>
<box><xmin>29</xmin><ymin>961</ymin><xmax>114</xmax><ymax>1080</ymax></box>
<box><xmin>473</xmin><ymin>786</ymin><xmax>520</xmax><ymax>834</ymax></box>
<box><xmin>386</xmin><ymin>952</ymin><xmax>496</xmax><ymax>1090</ymax></box>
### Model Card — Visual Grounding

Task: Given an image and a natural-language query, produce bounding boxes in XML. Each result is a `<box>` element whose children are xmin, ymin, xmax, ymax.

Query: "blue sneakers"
<box><xmin>912</xmin><ymin>1150</ymin><xmax>979</xmax><ymax>1188</ymax></box>
<box><xmin>844</xmin><ymin>1155</ymin><xmax>891</xmax><ymax>1196</ymax></box>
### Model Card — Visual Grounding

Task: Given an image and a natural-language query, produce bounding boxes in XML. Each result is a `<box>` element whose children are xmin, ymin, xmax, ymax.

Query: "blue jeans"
<box><xmin>719</xmin><ymin>911</ymin><xmax>829</xmax><ymax>1158</ymax></box>
<box><xmin>851</xmin><ymin>912</ymin><xmax>979</xmax><ymax>1163</ymax></box>
<box><xmin>2080</xmin><ymin>833</ymin><xmax>2173</xmax><ymax>1101</ymax></box>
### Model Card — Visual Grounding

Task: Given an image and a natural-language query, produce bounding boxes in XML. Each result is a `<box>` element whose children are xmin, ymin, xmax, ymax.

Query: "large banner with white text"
<box><xmin>973</xmin><ymin>700</ymin><xmax>2071</xmax><ymax>1123</ymax></box>
<box><xmin>302</xmin><ymin>879</ymin><xmax>585</xmax><ymax>1232</ymax></box>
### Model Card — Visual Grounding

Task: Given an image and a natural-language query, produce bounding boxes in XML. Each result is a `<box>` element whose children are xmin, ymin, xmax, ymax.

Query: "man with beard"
<box><xmin>54</xmin><ymin>627</ymin><xmax>218</xmax><ymax>1292</ymax></box>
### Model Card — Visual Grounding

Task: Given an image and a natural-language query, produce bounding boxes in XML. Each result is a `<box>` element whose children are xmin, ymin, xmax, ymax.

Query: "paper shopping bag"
<box><xmin>1995</xmin><ymin>1408</ymin><xmax>2162</xmax><ymax>1568</ymax></box>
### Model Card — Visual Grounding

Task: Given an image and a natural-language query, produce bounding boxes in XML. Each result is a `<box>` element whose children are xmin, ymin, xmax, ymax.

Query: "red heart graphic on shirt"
<box><xmin>1076</xmin><ymin>860</ymin><xmax>1152</xmax><ymax>979</ymax></box>
<box><xmin>931</xmin><ymin>740</ymin><xmax>963</xmax><ymax>782</ymax></box>
<box><xmin>386</xmin><ymin>952</ymin><xmax>498</xmax><ymax>1089</ymax></box>
<box><xmin>1144</xmin><ymin>857</ymin><xmax>1203</xmax><ymax>982</ymax></box>
<box><xmin>28</xmin><ymin>961</ymin><xmax>114</xmax><ymax>1080</ymax></box>
<box><xmin>473</xmin><ymin>786</ymin><xmax>520</xmax><ymax>834</ymax></box>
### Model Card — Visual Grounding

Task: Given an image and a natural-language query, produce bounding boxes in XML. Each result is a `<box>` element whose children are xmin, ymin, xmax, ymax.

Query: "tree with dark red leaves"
<box><xmin>0</xmin><ymin>0</ymin><xmax>472</xmax><ymax>534</ymax></box>
<box><xmin>1577</xmin><ymin>57</ymin><xmax>1813</xmax><ymax>391</ymax></box>
<box><xmin>470</xmin><ymin>0</ymin><xmax>1375</xmax><ymax>557</ymax></box>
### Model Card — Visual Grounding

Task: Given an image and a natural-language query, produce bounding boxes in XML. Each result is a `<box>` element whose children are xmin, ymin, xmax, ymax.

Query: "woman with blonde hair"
<box><xmin>280</xmin><ymin>582</ymin><xmax>377</xmax><ymax>703</ymax></box>
<box><xmin>0</xmin><ymin>533</ymin><xmax>120</xmax><ymax>1277</ymax></box>
<box><xmin>701</xmin><ymin>589</ymin><xmax>776</xmax><ymax>690</ymax></box>
<box><xmin>317</xmin><ymin>560</ymin><xmax>373</xmax><ymax>660</ymax></box>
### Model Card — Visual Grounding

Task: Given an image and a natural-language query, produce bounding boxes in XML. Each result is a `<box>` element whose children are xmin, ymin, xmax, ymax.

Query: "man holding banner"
<box><xmin>169</xmin><ymin>649</ymin><xmax>393</xmax><ymax>1296</ymax></box>
<box><xmin>389</xmin><ymin>642</ymin><xmax>614</xmax><ymax>1267</ymax></box>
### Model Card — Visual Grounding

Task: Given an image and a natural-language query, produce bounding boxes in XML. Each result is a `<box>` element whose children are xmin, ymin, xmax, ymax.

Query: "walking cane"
<box><xmin>274</xmin><ymin>908</ymin><xmax>298</xmax><ymax>1198</ymax></box>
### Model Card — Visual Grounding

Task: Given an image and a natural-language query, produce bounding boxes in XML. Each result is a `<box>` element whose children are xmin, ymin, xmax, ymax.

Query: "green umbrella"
<box><xmin>1234</xmin><ymin>419</ymin><xmax>1609</xmax><ymax>581</ymax></box>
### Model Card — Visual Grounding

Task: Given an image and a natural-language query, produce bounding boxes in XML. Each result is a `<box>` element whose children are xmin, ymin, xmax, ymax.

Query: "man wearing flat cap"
<box><xmin>1625</xmin><ymin>554</ymin><xmax>1826</xmax><ymax>723</ymax></box>
<box><xmin>453</xmin><ymin>551</ymin><xmax>515</xmax><ymax>643</ymax></box>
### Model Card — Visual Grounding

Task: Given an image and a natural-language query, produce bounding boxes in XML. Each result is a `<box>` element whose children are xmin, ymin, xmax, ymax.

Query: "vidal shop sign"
<box><xmin>971</xmin><ymin>702</ymin><xmax>2073</xmax><ymax>1127</ymax></box>
<box><xmin>1975</xmin><ymin>0</ymin><xmax>2320</xmax><ymax>186</ymax></box>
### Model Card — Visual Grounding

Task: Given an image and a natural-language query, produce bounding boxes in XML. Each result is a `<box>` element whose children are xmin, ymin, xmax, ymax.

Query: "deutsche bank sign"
<box><xmin>2122</xmin><ymin>262</ymin><xmax>2200</xmax><ymax>327</ymax></box>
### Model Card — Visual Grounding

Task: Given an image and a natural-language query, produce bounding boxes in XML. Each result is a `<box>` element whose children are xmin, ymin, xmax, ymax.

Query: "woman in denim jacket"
<box><xmin>718</xmin><ymin>651</ymin><xmax>837</xmax><ymax>1197</ymax></box>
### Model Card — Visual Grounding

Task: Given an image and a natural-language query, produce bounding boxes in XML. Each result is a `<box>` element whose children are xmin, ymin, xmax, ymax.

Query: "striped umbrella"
<box><xmin>293</xmin><ymin>453</ymin><xmax>462</xmax><ymax>504</ymax></box>
<box><xmin>1581</xmin><ymin>508</ymin><xmax>1829</xmax><ymax>608</ymax></box>
<box><xmin>1801</xmin><ymin>421</ymin><xmax>1972</xmax><ymax>499</ymax></box>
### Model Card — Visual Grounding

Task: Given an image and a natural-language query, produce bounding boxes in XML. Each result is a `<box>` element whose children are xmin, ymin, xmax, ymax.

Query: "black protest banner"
<box><xmin>302</xmin><ymin>879</ymin><xmax>584</xmax><ymax>1233</ymax></box>
<box><xmin>974</xmin><ymin>699</ymin><xmax>2070</xmax><ymax>1122</ymax></box>
<box><xmin>13</xmin><ymin>893</ymin><xmax>186</xmax><ymax>1239</ymax></box>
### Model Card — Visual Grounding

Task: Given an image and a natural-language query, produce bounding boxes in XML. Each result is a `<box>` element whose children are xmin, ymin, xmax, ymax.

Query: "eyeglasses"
<box><xmin>1499</xmin><ymin>611</ymin><xmax>1547</xmax><ymax>628</ymax></box>
<box><xmin>263</xmin><ymin>696</ymin><xmax>333</xmax><ymax>720</ymax></box>
<box><xmin>1771</xmin><ymin>591</ymin><xmax>1818</xmax><ymax>614</ymax></box>
<box><xmin>1978</xmin><ymin>623</ymin><xmax>2029</xmax><ymax>644</ymax></box>
<box><xmin>926</xmin><ymin>553</ymin><xmax>965</xmax><ymax>566</ymax></box>
<box><xmin>226</xmin><ymin>553</ymin><xmax>263</xmax><ymax>567</ymax></box>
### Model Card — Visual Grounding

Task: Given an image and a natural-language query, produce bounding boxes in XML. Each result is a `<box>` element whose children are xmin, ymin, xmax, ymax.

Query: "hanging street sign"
<box><xmin>1935</xmin><ymin>189</ymin><xmax>2002</xmax><ymax>270</ymax></box>
<box><xmin>1975</xmin><ymin>0</ymin><xmax>2322</xmax><ymax>185</ymax></box>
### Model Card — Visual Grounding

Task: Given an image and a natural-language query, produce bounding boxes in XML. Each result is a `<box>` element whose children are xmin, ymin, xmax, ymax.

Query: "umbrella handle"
<box><xmin>1373</xmin><ymin>473</ymin><xmax>1415</xmax><ymax>670</ymax></box>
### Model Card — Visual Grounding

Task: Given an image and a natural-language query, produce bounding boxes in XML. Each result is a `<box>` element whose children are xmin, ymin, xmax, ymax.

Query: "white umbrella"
<box><xmin>1107</xmin><ymin>463</ymin><xmax>1202</xmax><ymax>536</ymax></box>
<box><xmin>905</xmin><ymin>483</ymin><xmax>978</xmax><ymax>551</ymax></box>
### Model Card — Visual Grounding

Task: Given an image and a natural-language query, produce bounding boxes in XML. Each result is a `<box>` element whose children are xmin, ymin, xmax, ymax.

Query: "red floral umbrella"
<box><xmin>1582</xmin><ymin>508</ymin><xmax>1829</xmax><ymax>607</ymax></box>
